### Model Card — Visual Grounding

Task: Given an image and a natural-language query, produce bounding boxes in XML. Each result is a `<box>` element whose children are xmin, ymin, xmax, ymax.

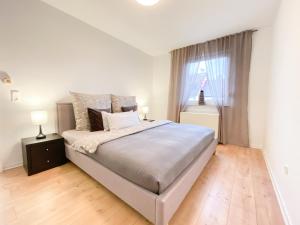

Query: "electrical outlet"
<box><xmin>283</xmin><ymin>165</ymin><xmax>289</xmax><ymax>175</ymax></box>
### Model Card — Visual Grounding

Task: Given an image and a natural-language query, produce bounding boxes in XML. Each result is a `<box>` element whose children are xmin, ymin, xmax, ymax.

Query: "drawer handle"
<box><xmin>46</xmin><ymin>160</ymin><xmax>50</xmax><ymax>163</ymax></box>
<box><xmin>45</xmin><ymin>148</ymin><xmax>49</xmax><ymax>151</ymax></box>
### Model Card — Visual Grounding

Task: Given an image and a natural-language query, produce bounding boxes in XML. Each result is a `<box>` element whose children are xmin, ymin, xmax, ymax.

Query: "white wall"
<box><xmin>264</xmin><ymin>0</ymin><xmax>300</xmax><ymax>224</ymax></box>
<box><xmin>151</xmin><ymin>29</ymin><xmax>272</xmax><ymax>149</ymax></box>
<box><xmin>151</xmin><ymin>54</ymin><xmax>171</xmax><ymax>120</ymax></box>
<box><xmin>248</xmin><ymin>27</ymin><xmax>273</xmax><ymax>149</ymax></box>
<box><xmin>0</xmin><ymin>0</ymin><xmax>153</xmax><ymax>169</ymax></box>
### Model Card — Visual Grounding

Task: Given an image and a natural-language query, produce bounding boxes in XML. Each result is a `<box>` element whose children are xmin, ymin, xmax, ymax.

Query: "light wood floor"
<box><xmin>0</xmin><ymin>145</ymin><xmax>285</xmax><ymax>225</ymax></box>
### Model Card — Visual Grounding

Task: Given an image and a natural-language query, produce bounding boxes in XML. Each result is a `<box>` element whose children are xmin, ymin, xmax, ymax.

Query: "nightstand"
<box><xmin>21</xmin><ymin>133</ymin><xmax>67</xmax><ymax>176</ymax></box>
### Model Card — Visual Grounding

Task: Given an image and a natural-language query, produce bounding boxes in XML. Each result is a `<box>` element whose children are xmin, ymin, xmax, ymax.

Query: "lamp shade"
<box><xmin>142</xmin><ymin>106</ymin><xmax>149</xmax><ymax>114</ymax></box>
<box><xmin>31</xmin><ymin>111</ymin><xmax>48</xmax><ymax>125</ymax></box>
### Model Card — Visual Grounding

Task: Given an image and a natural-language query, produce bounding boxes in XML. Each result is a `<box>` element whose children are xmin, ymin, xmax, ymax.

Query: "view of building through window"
<box><xmin>187</xmin><ymin>57</ymin><xmax>229</xmax><ymax>104</ymax></box>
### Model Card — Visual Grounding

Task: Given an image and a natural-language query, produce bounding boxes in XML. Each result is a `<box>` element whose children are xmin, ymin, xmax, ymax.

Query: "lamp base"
<box><xmin>36</xmin><ymin>125</ymin><xmax>46</xmax><ymax>139</ymax></box>
<box><xmin>143</xmin><ymin>114</ymin><xmax>148</xmax><ymax>121</ymax></box>
<box><xmin>36</xmin><ymin>133</ymin><xmax>46</xmax><ymax>139</ymax></box>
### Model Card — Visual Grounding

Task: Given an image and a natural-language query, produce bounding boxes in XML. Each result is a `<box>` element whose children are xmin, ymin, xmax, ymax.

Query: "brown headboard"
<box><xmin>56</xmin><ymin>102</ymin><xmax>76</xmax><ymax>134</ymax></box>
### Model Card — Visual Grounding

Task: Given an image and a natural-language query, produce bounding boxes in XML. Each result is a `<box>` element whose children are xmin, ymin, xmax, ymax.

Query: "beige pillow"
<box><xmin>111</xmin><ymin>95</ymin><xmax>136</xmax><ymax>113</ymax></box>
<box><xmin>70</xmin><ymin>92</ymin><xmax>111</xmax><ymax>131</ymax></box>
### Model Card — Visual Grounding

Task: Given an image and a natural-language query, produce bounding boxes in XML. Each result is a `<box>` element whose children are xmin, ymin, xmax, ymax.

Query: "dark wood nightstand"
<box><xmin>21</xmin><ymin>133</ymin><xmax>67</xmax><ymax>176</ymax></box>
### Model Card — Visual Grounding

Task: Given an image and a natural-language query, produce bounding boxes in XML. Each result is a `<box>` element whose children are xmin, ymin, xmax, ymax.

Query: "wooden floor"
<box><xmin>0</xmin><ymin>145</ymin><xmax>285</xmax><ymax>225</ymax></box>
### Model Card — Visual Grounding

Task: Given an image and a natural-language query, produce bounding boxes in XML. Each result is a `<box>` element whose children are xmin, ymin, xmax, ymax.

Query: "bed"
<box><xmin>57</xmin><ymin>102</ymin><xmax>217</xmax><ymax>225</ymax></box>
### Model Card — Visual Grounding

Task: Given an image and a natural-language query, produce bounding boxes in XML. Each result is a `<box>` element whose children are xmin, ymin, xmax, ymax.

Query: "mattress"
<box><xmin>64</xmin><ymin>123</ymin><xmax>214</xmax><ymax>194</ymax></box>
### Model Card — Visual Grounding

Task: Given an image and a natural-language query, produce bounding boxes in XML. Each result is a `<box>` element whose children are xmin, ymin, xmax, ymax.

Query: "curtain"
<box><xmin>167</xmin><ymin>45</ymin><xmax>203</xmax><ymax>121</ymax></box>
<box><xmin>167</xmin><ymin>30</ymin><xmax>253</xmax><ymax>147</ymax></box>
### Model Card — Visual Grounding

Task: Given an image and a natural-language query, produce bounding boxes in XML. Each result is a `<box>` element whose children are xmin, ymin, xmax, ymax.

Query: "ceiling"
<box><xmin>41</xmin><ymin>0</ymin><xmax>280</xmax><ymax>56</ymax></box>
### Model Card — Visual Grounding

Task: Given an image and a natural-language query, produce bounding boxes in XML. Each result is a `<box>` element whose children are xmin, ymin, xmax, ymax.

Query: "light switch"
<box><xmin>10</xmin><ymin>90</ymin><xmax>20</xmax><ymax>102</ymax></box>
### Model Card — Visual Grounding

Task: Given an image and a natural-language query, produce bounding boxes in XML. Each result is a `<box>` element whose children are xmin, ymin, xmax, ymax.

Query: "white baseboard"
<box><xmin>249</xmin><ymin>143</ymin><xmax>264</xmax><ymax>150</ymax></box>
<box><xmin>3</xmin><ymin>162</ymin><xmax>23</xmax><ymax>171</ymax></box>
<box><xmin>262</xmin><ymin>151</ymin><xmax>292</xmax><ymax>225</ymax></box>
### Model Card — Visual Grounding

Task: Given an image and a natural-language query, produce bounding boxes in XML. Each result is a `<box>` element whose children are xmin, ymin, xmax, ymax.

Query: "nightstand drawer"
<box><xmin>30</xmin><ymin>143</ymin><xmax>53</xmax><ymax>174</ymax></box>
<box><xmin>30</xmin><ymin>141</ymin><xmax>65</xmax><ymax>174</ymax></box>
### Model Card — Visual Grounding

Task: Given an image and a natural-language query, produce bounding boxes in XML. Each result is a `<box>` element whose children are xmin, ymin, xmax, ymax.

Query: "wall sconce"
<box><xmin>0</xmin><ymin>71</ymin><xmax>12</xmax><ymax>84</ymax></box>
<box><xmin>0</xmin><ymin>71</ymin><xmax>19</xmax><ymax>102</ymax></box>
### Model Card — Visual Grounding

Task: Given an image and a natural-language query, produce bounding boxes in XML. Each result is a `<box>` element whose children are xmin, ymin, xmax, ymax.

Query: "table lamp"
<box><xmin>142</xmin><ymin>106</ymin><xmax>149</xmax><ymax>120</ymax></box>
<box><xmin>31</xmin><ymin>110</ymin><xmax>48</xmax><ymax>139</ymax></box>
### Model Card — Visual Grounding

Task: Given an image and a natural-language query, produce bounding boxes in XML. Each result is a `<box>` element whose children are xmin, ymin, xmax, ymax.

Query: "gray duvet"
<box><xmin>88</xmin><ymin>123</ymin><xmax>214</xmax><ymax>194</ymax></box>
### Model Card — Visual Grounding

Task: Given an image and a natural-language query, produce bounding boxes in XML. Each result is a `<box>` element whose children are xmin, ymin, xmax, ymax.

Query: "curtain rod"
<box><xmin>169</xmin><ymin>29</ymin><xmax>259</xmax><ymax>53</ymax></box>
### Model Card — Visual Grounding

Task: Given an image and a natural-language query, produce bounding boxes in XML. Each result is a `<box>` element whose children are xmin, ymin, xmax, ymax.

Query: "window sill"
<box><xmin>184</xmin><ymin>104</ymin><xmax>219</xmax><ymax>115</ymax></box>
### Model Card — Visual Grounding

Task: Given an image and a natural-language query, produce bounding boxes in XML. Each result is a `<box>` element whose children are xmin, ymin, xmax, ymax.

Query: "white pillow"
<box><xmin>103</xmin><ymin>111</ymin><xmax>141</xmax><ymax>130</ymax></box>
<box><xmin>101</xmin><ymin>111</ymin><xmax>110</xmax><ymax>131</ymax></box>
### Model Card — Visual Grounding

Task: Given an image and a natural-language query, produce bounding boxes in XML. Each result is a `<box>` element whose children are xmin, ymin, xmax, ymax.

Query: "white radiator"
<box><xmin>180</xmin><ymin>105</ymin><xmax>219</xmax><ymax>139</ymax></box>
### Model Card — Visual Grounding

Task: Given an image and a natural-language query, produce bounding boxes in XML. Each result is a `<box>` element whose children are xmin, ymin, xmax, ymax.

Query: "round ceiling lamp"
<box><xmin>136</xmin><ymin>0</ymin><xmax>160</xmax><ymax>6</ymax></box>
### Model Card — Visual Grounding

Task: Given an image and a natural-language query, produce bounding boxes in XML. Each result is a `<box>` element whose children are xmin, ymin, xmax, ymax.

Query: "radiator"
<box><xmin>180</xmin><ymin>106</ymin><xmax>219</xmax><ymax>139</ymax></box>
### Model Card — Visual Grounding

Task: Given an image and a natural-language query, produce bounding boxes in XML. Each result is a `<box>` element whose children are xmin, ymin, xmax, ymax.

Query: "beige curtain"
<box><xmin>167</xmin><ymin>30</ymin><xmax>253</xmax><ymax>147</ymax></box>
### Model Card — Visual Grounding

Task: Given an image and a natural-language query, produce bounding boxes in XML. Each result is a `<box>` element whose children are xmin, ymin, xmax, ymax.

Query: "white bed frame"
<box><xmin>57</xmin><ymin>102</ymin><xmax>217</xmax><ymax>225</ymax></box>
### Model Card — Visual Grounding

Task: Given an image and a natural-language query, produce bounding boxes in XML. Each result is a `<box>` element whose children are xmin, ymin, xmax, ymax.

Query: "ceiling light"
<box><xmin>136</xmin><ymin>0</ymin><xmax>160</xmax><ymax>6</ymax></box>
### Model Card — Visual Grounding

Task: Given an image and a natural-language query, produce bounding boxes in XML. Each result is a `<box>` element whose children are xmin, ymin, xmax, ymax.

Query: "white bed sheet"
<box><xmin>62</xmin><ymin>130</ymin><xmax>103</xmax><ymax>145</ymax></box>
<box><xmin>62</xmin><ymin>121</ymin><xmax>156</xmax><ymax>145</ymax></box>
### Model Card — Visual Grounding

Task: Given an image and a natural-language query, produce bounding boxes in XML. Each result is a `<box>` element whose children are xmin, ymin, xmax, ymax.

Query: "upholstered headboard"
<box><xmin>56</xmin><ymin>102</ymin><xmax>76</xmax><ymax>134</ymax></box>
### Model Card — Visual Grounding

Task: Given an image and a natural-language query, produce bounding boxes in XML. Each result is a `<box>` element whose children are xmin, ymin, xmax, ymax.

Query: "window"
<box><xmin>186</xmin><ymin>56</ymin><xmax>229</xmax><ymax>105</ymax></box>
